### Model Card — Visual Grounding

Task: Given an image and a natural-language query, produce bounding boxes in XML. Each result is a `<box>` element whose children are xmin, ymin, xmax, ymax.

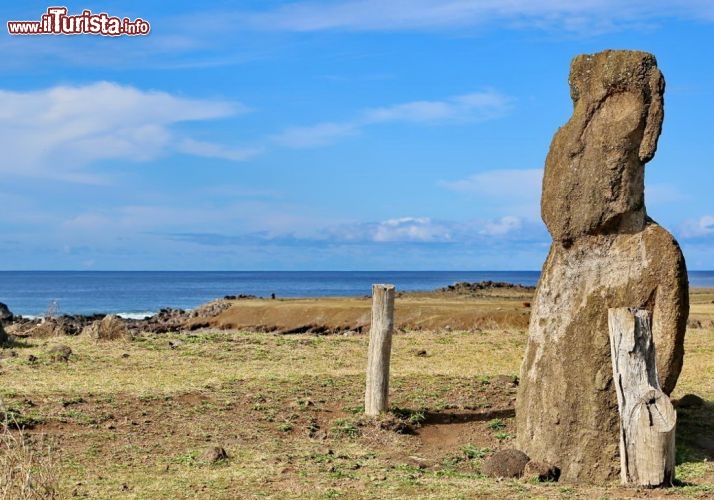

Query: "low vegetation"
<box><xmin>0</xmin><ymin>292</ymin><xmax>711</xmax><ymax>498</ymax></box>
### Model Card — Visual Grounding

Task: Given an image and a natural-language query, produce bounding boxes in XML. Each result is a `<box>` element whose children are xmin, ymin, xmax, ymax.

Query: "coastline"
<box><xmin>4</xmin><ymin>283</ymin><xmax>713</xmax><ymax>339</ymax></box>
<box><xmin>1</xmin><ymin>270</ymin><xmax>714</xmax><ymax>317</ymax></box>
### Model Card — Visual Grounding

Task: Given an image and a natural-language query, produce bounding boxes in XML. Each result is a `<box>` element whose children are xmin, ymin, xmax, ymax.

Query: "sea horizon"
<box><xmin>1</xmin><ymin>270</ymin><xmax>713</xmax><ymax>318</ymax></box>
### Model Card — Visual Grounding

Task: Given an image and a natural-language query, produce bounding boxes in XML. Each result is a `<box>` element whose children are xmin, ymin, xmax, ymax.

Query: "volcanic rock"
<box><xmin>201</xmin><ymin>446</ymin><xmax>228</xmax><ymax>463</ymax></box>
<box><xmin>84</xmin><ymin>315</ymin><xmax>132</xmax><ymax>341</ymax></box>
<box><xmin>516</xmin><ymin>50</ymin><xmax>688</xmax><ymax>483</ymax></box>
<box><xmin>28</xmin><ymin>318</ymin><xmax>72</xmax><ymax>338</ymax></box>
<box><xmin>481</xmin><ymin>449</ymin><xmax>530</xmax><ymax>478</ymax></box>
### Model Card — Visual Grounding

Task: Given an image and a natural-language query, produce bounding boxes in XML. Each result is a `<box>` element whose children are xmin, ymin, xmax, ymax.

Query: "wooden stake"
<box><xmin>365</xmin><ymin>284</ymin><xmax>395</xmax><ymax>416</ymax></box>
<box><xmin>608</xmin><ymin>307</ymin><xmax>676</xmax><ymax>487</ymax></box>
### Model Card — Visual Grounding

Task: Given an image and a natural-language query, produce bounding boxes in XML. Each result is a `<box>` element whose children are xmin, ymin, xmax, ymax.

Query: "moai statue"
<box><xmin>515</xmin><ymin>50</ymin><xmax>688</xmax><ymax>483</ymax></box>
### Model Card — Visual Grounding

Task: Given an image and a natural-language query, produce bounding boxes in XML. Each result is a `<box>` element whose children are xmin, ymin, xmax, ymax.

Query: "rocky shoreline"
<box><xmin>0</xmin><ymin>280</ymin><xmax>536</xmax><ymax>340</ymax></box>
<box><xmin>1</xmin><ymin>298</ymin><xmax>233</xmax><ymax>340</ymax></box>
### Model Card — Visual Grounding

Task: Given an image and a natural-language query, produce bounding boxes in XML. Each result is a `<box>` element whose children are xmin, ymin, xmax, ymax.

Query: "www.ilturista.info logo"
<box><xmin>7</xmin><ymin>7</ymin><xmax>150</xmax><ymax>36</ymax></box>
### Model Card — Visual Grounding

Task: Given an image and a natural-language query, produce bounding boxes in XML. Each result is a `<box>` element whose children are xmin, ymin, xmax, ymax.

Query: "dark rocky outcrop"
<box><xmin>0</xmin><ymin>302</ymin><xmax>13</xmax><ymax>324</ymax></box>
<box><xmin>439</xmin><ymin>281</ymin><xmax>535</xmax><ymax>293</ymax></box>
<box><xmin>516</xmin><ymin>50</ymin><xmax>688</xmax><ymax>483</ymax></box>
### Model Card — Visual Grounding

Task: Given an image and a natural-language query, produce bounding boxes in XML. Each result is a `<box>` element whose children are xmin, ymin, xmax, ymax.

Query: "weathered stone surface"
<box><xmin>201</xmin><ymin>446</ymin><xmax>228</xmax><ymax>464</ymax></box>
<box><xmin>0</xmin><ymin>302</ymin><xmax>13</xmax><ymax>324</ymax></box>
<box><xmin>481</xmin><ymin>449</ymin><xmax>530</xmax><ymax>478</ymax></box>
<box><xmin>516</xmin><ymin>50</ymin><xmax>688</xmax><ymax>484</ymax></box>
<box><xmin>542</xmin><ymin>50</ymin><xmax>664</xmax><ymax>244</ymax></box>
<box><xmin>84</xmin><ymin>315</ymin><xmax>132</xmax><ymax>341</ymax></box>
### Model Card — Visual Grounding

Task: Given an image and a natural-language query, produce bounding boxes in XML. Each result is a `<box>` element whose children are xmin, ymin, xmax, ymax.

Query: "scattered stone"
<box><xmin>522</xmin><ymin>460</ymin><xmax>560</xmax><ymax>482</ymax></box>
<box><xmin>27</xmin><ymin>319</ymin><xmax>67</xmax><ymax>338</ymax></box>
<box><xmin>481</xmin><ymin>449</ymin><xmax>530</xmax><ymax>479</ymax></box>
<box><xmin>27</xmin><ymin>354</ymin><xmax>38</xmax><ymax>364</ymax></box>
<box><xmin>201</xmin><ymin>446</ymin><xmax>228</xmax><ymax>464</ymax></box>
<box><xmin>522</xmin><ymin>302</ymin><xmax>531</xmax><ymax>308</ymax></box>
<box><xmin>516</xmin><ymin>50</ymin><xmax>688</xmax><ymax>483</ymax></box>
<box><xmin>223</xmin><ymin>294</ymin><xmax>256</xmax><ymax>300</ymax></box>
<box><xmin>84</xmin><ymin>315</ymin><xmax>132</xmax><ymax>341</ymax></box>
<box><xmin>47</xmin><ymin>344</ymin><xmax>72</xmax><ymax>362</ymax></box>
<box><xmin>439</xmin><ymin>281</ymin><xmax>535</xmax><ymax>294</ymax></box>
<box><xmin>121</xmin><ymin>353</ymin><xmax>130</xmax><ymax>358</ymax></box>
<box><xmin>675</xmin><ymin>394</ymin><xmax>704</xmax><ymax>409</ymax></box>
<box><xmin>413</xmin><ymin>349</ymin><xmax>428</xmax><ymax>357</ymax></box>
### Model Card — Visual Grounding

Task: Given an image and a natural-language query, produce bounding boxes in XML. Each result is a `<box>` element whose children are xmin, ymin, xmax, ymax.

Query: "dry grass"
<box><xmin>0</xmin><ymin>297</ymin><xmax>710</xmax><ymax>498</ymax></box>
<box><xmin>0</xmin><ymin>408</ymin><xmax>58</xmax><ymax>499</ymax></box>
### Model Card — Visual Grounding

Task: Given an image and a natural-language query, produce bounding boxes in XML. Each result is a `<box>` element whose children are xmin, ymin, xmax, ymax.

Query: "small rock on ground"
<box><xmin>47</xmin><ymin>344</ymin><xmax>72</xmax><ymax>362</ymax></box>
<box><xmin>482</xmin><ymin>449</ymin><xmax>530</xmax><ymax>479</ymax></box>
<box><xmin>522</xmin><ymin>460</ymin><xmax>560</xmax><ymax>482</ymax></box>
<box><xmin>202</xmin><ymin>446</ymin><xmax>228</xmax><ymax>464</ymax></box>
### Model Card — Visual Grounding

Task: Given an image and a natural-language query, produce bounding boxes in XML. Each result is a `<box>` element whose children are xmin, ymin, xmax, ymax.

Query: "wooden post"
<box><xmin>608</xmin><ymin>307</ymin><xmax>676</xmax><ymax>487</ymax></box>
<box><xmin>365</xmin><ymin>284</ymin><xmax>395</xmax><ymax>416</ymax></box>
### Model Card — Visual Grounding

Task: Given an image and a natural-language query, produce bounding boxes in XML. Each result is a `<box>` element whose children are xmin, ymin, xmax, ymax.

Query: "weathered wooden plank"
<box><xmin>365</xmin><ymin>284</ymin><xmax>395</xmax><ymax>416</ymax></box>
<box><xmin>608</xmin><ymin>307</ymin><xmax>676</xmax><ymax>487</ymax></box>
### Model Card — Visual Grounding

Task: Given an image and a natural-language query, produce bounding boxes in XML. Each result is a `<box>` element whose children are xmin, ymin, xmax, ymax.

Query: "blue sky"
<box><xmin>0</xmin><ymin>1</ymin><xmax>712</xmax><ymax>270</ymax></box>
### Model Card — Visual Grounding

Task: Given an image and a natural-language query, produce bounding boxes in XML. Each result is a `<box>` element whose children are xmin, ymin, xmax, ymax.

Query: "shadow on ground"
<box><xmin>677</xmin><ymin>397</ymin><xmax>714</xmax><ymax>462</ymax></box>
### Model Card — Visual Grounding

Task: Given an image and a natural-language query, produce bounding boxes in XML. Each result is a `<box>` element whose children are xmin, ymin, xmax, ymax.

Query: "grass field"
<box><xmin>0</xmin><ymin>290</ymin><xmax>712</xmax><ymax>498</ymax></box>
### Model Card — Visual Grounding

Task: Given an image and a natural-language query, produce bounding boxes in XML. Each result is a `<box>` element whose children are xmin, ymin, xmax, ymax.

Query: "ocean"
<box><xmin>0</xmin><ymin>270</ymin><xmax>712</xmax><ymax>317</ymax></box>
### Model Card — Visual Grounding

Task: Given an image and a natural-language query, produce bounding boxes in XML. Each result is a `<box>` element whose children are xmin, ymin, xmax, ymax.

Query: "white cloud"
<box><xmin>273</xmin><ymin>122</ymin><xmax>358</xmax><ymax>148</ymax></box>
<box><xmin>325</xmin><ymin>214</ymin><xmax>542</xmax><ymax>243</ymax></box>
<box><xmin>481</xmin><ymin>215</ymin><xmax>522</xmax><ymax>236</ymax></box>
<box><xmin>440</xmin><ymin>168</ymin><xmax>543</xmax><ymax>218</ymax></box>
<box><xmin>246</xmin><ymin>0</ymin><xmax>714</xmax><ymax>33</ymax></box>
<box><xmin>273</xmin><ymin>90</ymin><xmax>510</xmax><ymax>148</ymax></box>
<box><xmin>441</xmin><ymin>168</ymin><xmax>542</xmax><ymax>198</ymax></box>
<box><xmin>177</xmin><ymin>138</ymin><xmax>263</xmax><ymax>161</ymax></box>
<box><xmin>373</xmin><ymin>217</ymin><xmax>452</xmax><ymax>242</ymax></box>
<box><xmin>680</xmin><ymin>215</ymin><xmax>714</xmax><ymax>238</ymax></box>
<box><xmin>363</xmin><ymin>91</ymin><xmax>510</xmax><ymax>124</ymax></box>
<box><xmin>0</xmin><ymin>82</ymin><xmax>253</xmax><ymax>183</ymax></box>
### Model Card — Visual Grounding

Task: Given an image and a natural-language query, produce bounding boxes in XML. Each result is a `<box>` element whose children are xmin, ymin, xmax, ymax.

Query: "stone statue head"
<box><xmin>541</xmin><ymin>50</ymin><xmax>665</xmax><ymax>243</ymax></box>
